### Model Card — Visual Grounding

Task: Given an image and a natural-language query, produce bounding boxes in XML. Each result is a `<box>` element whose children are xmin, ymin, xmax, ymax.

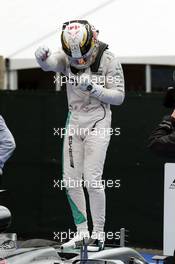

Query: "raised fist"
<box><xmin>35</xmin><ymin>46</ymin><xmax>51</xmax><ymax>61</ymax></box>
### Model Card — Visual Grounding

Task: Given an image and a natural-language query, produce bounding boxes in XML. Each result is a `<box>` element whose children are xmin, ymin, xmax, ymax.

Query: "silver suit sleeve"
<box><xmin>91</xmin><ymin>58</ymin><xmax>125</xmax><ymax>105</ymax></box>
<box><xmin>0</xmin><ymin>116</ymin><xmax>16</xmax><ymax>169</ymax></box>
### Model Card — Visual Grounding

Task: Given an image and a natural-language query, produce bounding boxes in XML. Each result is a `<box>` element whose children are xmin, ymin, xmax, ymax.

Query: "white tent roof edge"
<box><xmin>9</xmin><ymin>56</ymin><xmax>175</xmax><ymax>71</ymax></box>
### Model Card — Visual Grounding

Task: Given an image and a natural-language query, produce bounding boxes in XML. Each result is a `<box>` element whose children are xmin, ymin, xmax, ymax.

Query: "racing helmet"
<box><xmin>61</xmin><ymin>20</ymin><xmax>99</xmax><ymax>69</ymax></box>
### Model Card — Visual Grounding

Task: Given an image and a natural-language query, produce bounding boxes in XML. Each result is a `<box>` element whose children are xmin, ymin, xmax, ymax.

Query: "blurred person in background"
<box><xmin>148</xmin><ymin>111</ymin><xmax>175</xmax><ymax>156</ymax></box>
<box><xmin>0</xmin><ymin>115</ymin><xmax>16</xmax><ymax>176</ymax></box>
<box><xmin>148</xmin><ymin>87</ymin><xmax>175</xmax><ymax>156</ymax></box>
<box><xmin>35</xmin><ymin>20</ymin><xmax>125</xmax><ymax>251</ymax></box>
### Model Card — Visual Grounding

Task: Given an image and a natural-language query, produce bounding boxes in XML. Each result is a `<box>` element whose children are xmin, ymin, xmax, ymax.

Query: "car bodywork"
<box><xmin>0</xmin><ymin>245</ymin><xmax>148</xmax><ymax>264</ymax></box>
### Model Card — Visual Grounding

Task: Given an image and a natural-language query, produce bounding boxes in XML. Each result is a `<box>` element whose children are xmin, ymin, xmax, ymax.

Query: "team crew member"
<box><xmin>148</xmin><ymin>110</ymin><xmax>175</xmax><ymax>156</ymax></box>
<box><xmin>35</xmin><ymin>20</ymin><xmax>125</xmax><ymax>251</ymax></box>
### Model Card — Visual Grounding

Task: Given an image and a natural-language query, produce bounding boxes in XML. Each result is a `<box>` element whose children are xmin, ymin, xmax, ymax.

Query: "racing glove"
<box><xmin>35</xmin><ymin>46</ymin><xmax>66</xmax><ymax>73</ymax></box>
<box><xmin>35</xmin><ymin>46</ymin><xmax>51</xmax><ymax>62</ymax></box>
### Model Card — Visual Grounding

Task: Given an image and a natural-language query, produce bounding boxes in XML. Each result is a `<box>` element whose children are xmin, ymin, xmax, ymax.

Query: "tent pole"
<box><xmin>4</xmin><ymin>59</ymin><xmax>18</xmax><ymax>90</ymax></box>
<box><xmin>145</xmin><ymin>64</ymin><xmax>151</xmax><ymax>93</ymax></box>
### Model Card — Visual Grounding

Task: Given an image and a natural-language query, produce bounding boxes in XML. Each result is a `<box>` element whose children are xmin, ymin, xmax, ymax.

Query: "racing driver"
<box><xmin>35</xmin><ymin>20</ymin><xmax>125</xmax><ymax>251</ymax></box>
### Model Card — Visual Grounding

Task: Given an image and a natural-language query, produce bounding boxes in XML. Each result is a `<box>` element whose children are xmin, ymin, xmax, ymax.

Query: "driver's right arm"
<box><xmin>35</xmin><ymin>46</ymin><xmax>66</xmax><ymax>73</ymax></box>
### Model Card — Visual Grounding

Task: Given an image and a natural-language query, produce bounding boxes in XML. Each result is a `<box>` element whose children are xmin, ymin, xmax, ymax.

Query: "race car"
<box><xmin>0</xmin><ymin>206</ymin><xmax>173</xmax><ymax>264</ymax></box>
<box><xmin>0</xmin><ymin>240</ymin><xmax>148</xmax><ymax>264</ymax></box>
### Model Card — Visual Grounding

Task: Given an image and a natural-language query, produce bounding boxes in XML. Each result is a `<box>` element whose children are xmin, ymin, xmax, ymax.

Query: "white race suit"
<box><xmin>36</xmin><ymin>46</ymin><xmax>125</xmax><ymax>233</ymax></box>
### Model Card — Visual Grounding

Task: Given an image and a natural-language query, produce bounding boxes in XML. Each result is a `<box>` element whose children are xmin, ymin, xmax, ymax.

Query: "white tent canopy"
<box><xmin>1</xmin><ymin>0</ymin><xmax>175</xmax><ymax>68</ymax></box>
